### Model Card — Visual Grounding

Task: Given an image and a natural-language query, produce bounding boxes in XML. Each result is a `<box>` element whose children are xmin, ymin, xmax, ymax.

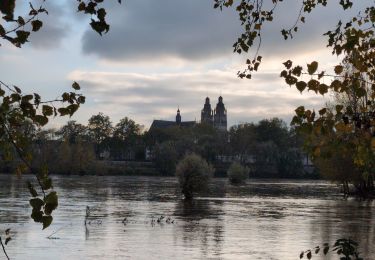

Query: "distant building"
<box><xmin>149</xmin><ymin>108</ymin><xmax>196</xmax><ymax>131</ymax></box>
<box><xmin>201</xmin><ymin>96</ymin><xmax>227</xmax><ymax>131</ymax></box>
<box><xmin>149</xmin><ymin>96</ymin><xmax>227</xmax><ymax>131</ymax></box>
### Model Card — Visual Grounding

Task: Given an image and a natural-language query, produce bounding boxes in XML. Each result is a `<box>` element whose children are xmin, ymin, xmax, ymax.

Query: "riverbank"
<box><xmin>0</xmin><ymin>159</ymin><xmax>319</xmax><ymax>178</ymax></box>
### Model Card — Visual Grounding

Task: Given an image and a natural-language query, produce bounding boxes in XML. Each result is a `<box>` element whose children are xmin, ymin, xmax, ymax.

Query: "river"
<box><xmin>0</xmin><ymin>175</ymin><xmax>374</xmax><ymax>259</ymax></box>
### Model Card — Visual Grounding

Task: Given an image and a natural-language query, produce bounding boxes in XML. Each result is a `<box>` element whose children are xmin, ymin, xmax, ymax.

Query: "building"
<box><xmin>201</xmin><ymin>96</ymin><xmax>227</xmax><ymax>131</ymax></box>
<box><xmin>149</xmin><ymin>96</ymin><xmax>227</xmax><ymax>131</ymax></box>
<box><xmin>149</xmin><ymin>108</ymin><xmax>196</xmax><ymax>130</ymax></box>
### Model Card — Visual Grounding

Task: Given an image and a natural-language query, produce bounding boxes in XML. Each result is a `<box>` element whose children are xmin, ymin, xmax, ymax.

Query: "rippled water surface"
<box><xmin>1</xmin><ymin>175</ymin><xmax>375</xmax><ymax>259</ymax></box>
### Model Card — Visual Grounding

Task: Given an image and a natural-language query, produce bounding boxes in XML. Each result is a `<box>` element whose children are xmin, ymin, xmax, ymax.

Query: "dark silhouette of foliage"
<box><xmin>227</xmin><ymin>161</ymin><xmax>249</xmax><ymax>184</ymax></box>
<box><xmin>300</xmin><ymin>238</ymin><xmax>363</xmax><ymax>260</ymax></box>
<box><xmin>176</xmin><ymin>153</ymin><xmax>214</xmax><ymax>200</ymax></box>
<box><xmin>0</xmin><ymin>0</ymin><xmax>121</xmax><ymax>233</ymax></box>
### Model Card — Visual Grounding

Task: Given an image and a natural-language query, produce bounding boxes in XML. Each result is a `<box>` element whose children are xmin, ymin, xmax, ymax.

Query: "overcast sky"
<box><xmin>0</xmin><ymin>0</ymin><xmax>366</xmax><ymax>129</ymax></box>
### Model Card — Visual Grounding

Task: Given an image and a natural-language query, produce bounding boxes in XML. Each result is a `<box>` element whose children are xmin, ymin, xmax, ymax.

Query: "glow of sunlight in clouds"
<box><xmin>1</xmin><ymin>0</ymin><xmax>367</xmax><ymax>129</ymax></box>
<box><xmin>67</xmin><ymin>69</ymin><xmax>326</xmax><ymax>128</ymax></box>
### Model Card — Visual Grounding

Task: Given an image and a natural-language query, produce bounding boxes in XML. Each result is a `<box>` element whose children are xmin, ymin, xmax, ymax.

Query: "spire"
<box><xmin>176</xmin><ymin>107</ymin><xmax>181</xmax><ymax>124</ymax></box>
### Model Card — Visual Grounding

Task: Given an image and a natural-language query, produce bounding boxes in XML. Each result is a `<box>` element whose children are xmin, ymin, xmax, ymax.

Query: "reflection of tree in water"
<box><xmin>0</xmin><ymin>176</ymin><xmax>31</xmax><ymax>224</ymax></box>
<box><xmin>173</xmin><ymin>199</ymin><xmax>225</xmax><ymax>258</ymax></box>
<box><xmin>310</xmin><ymin>199</ymin><xmax>375</xmax><ymax>258</ymax></box>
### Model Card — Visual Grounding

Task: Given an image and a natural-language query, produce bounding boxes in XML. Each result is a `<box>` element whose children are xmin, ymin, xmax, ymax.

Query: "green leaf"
<box><xmin>58</xmin><ymin>108</ymin><xmax>70</xmax><ymax>116</ymax></box>
<box><xmin>319</xmin><ymin>108</ymin><xmax>327</xmax><ymax>115</ymax></box>
<box><xmin>15</xmin><ymin>30</ymin><xmax>30</xmax><ymax>44</ymax></box>
<box><xmin>44</xmin><ymin>191</ymin><xmax>58</xmax><ymax>215</ymax></box>
<box><xmin>42</xmin><ymin>105</ymin><xmax>53</xmax><ymax>116</ymax></box>
<box><xmin>31</xmin><ymin>20</ymin><xmax>43</xmax><ymax>32</ymax></box>
<box><xmin>67</xmin><ymin>104</ymin><xmax>79</xmax><ymax>116</ymax></box>
<box><xmin>283</xmin><ymin>60</ymin><xmax>293</xmax><ymax>69</ymax></box>
<box><xmin>27</xmin><ymin>181</ymin><xmax>38</xmax><ymax>197</ymax></box>
<box><xmin>307</xmin><ymin>61</ymin><xmax>318</xmax><ymax>75</ymax></box>
<box><xmin>0</xmin><ymin>24</ymin><xmax>5</xmax><ymax>36</ymax></box>
<box><xmin>295</xmin><ymin>106</ymin><xmax>305</xmax><ymax>117</ymax></box>
<box><xmin>5</xmin><ymin>237</ymin><xmax>11</xmax><ymax>245</ymax></box>
<box><xmin>72</xmin><ymin>81</ymin><xmax>80</xmax><ymax>90</ymax></box>
<box><xmin>296</xmin><ymin>81</ymin><xmax>307</xmax><ymax>93</ymax></box>
<box><xmin>307</xmin><ymin>79</ymin><xmax>319</xmax><ymax>93</ymax></box>
<box><xmin>77</xmin><ymin>96</ymin><xmax>86</xmax><ymax>104</ymax></box>
<box><xmin>31</xmin><ymin>209</ymin><xmax>43</xmax><ymax>223</ymax></box>
<box><xmin>42</xmin><ymin>177</ymin><xmax>53</xmax><ymax>190</ymax></box>
<box><xmin>14</xmin><ymin>86</ymin><xmax>21</xmax><ymax>93</ymax></box>
<box><xmin>97</xmin><ymin>8</ymin><xmax>106</xmax><ymax>21</ymax></box>
<box><xmin>318</xmin><ymin>84</ymin><xmax>329</xmax><ymax>95</ymax></box>
<box><xmin>336</xmin><ymin>105</ymin><xmax>344</xmax><ymax>113</ymax></box>
<box><xmin>42</xmin><ymin>216</ymin><xmax>53</xmax><ymax>229</ymax></box>
<box><xmin>30</xmin><ymin>198</ymin><xmax>44</xmax><ymax>211</ymax></box>
<box><xmin>334</xmin><ymin>65</ymin><xmax>343</xmax><ymax>75</ymax></box>
<box><xmin>33</xmin><ymin>115</ymin><xmax>48</xmax><ymax>126</ymax></box>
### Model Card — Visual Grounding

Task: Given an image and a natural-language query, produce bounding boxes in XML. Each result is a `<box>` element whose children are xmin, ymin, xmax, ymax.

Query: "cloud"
<box><xmin>81</xmin><ymin>0</ymin><xmax>240</xmax><ymax>62</ymax></box>
<box><xmin>80</xmin><ymin>0</ymin><xmax>366</xmax><ymax>64</ymax></box>
<box><xmin>68</xmin><ymin>69</ymin><xmax>326</xmax><ymax>128</ymax></box>
<box><xmin>28</xmin><ymin>1</ymin><xmax>71</xmax><ymax>49</ymax></box>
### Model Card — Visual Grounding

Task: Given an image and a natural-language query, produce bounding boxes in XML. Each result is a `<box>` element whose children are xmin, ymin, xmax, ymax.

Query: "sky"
<box><xmin>0</xmin><ymin>0</ymin><xmax>366</xmax><ymax>130</ymax></box>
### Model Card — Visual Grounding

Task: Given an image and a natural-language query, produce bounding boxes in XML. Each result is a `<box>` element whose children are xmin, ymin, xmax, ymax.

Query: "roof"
<box><xmin>149</xmin><ymin>120</ymin><xmax>196</xmax><ymax>130</ymax></box>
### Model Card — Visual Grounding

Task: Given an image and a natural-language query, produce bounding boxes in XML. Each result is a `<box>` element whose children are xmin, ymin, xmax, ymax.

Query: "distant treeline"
<box><xmin>0</xmin><ymin>113</ymin><xmax>317</xmax><ymax>178</ymax></box>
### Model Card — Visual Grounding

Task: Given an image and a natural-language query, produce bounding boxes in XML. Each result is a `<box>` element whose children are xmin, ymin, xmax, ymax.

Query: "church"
<box><xmin>149</xmin><ymin>96</ymin><xmax>227</xmax><ymax>131</ymax></box>
<box><xmin>201</xmin><ymin>96</ymin><xmax>227</xmax><ymax>131</ymax></box>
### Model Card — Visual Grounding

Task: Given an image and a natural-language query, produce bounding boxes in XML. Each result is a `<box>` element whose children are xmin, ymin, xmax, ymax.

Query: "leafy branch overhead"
<box><xmin>0</xmin><ymin>0</ymin><xmax>121</xmax><ymax>231</ymax></box>
<box><xmin>0</xmin><ymin>0</ymin><xmax>121</xmax><ymax>47</ymax></box>
<box><xmin>0</xmin><ymin>80</ymin><xmax>85</xmax><ymax>229</ymax></box>
<box><xmin>214</xmin><ymin>0</ymin><xmax>354</xmax><ymax>79</ymax></box>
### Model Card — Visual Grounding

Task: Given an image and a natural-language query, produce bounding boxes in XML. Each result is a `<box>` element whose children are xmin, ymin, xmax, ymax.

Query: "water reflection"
<box><xmin>174</xmin><ymin>199</ymin><xmax>225</xmax><ymax>258</ymax></box>
<box><xmin>0</xmin><ymin>175</ymin><xmax>375</xmax><ymax>259</ymax></box>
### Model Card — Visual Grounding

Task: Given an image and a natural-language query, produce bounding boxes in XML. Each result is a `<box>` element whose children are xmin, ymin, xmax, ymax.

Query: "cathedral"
<box><xmin>150</xmin><ymin>96</ymin><xmax>227</xmax><ymax>131</ymax></box>
<box><xmin>201</xmin><ymin>96</ymin><xmax>227</xmax><ymax>131</ymax></box>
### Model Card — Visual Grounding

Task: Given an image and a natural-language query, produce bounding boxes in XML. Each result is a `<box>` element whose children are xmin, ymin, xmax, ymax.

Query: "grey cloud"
<box><xmin>80</xmin><ymin>0</ymin><xmax>367</xmax><ymax>63</ymax></box>
<box><xmin>28</xmin><ymin>1</ymin><xmax>71</xmax><ymax>49</ymax></box>
<box><xmin>81</xmin><ymin>0</ymin><xmax>241</xmax><ymax>61</ymax></box>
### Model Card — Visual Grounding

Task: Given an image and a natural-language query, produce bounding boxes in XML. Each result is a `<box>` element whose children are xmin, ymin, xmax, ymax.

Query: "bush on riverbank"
<box><xmin>228</xmin><ymin>162</ymin><xmax>249</xmax><ymax>185</ymax></box>
<box><xmin>176</xmin><ymin>153</ymin><xmax>214</xmax><ymax>200</ymax></box>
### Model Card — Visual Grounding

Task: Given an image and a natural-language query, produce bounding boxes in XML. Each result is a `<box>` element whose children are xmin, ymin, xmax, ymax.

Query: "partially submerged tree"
<box><xmin>227</xmin><ymin>161</ymin><xmax>249</xmax><ymax>184</ymax></box>
<box><xmin>176</xmin><ymin>153</ymin><xmax>214</xmax><ymax>200</ymax></box>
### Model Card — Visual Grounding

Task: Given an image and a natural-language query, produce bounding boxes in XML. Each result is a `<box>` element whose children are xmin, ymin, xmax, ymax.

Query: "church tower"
<box><xmin>201</xmin><ymin>97</ymin><xmax>213</xmax><ymax>125</ymax></box>
<box><xmin>214</xmin><ymin>96</ymin><xmax>227</xmax><ymax>131</ymax></box>
<box><xmin>176</xmin><ymin>108</ymin><xmax>181</xmax><ymax>125</ymax></box>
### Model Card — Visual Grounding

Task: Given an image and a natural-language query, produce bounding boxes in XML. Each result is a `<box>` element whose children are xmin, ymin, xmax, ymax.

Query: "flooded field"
<box><xmin>1</xmin><ymin>175</ymin><xmax>374</xmax><ymax>259</ymax></box>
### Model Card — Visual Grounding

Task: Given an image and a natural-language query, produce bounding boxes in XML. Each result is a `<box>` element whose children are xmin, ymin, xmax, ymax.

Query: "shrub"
<box><xmin>175</xmin><ymin>153</ymin><xmax>214</xmax><ymax>199</ymax></box>
<box><xmin>228</xmin><ymin>162</ymin><xmax>249</xmax><ymax>185</ymax></box>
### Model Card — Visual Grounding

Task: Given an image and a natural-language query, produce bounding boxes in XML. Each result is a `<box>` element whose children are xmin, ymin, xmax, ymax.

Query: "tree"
<box><xmin>175</xmin><ymin>153</ymin><xmax>214</xmax><ymax>199</ymax></box>
<box><xmin>214</xmin><ymin>0</ymin><xmax>374</xmax><ymax>192</ymax></box>
<box><xmin>229</xmin><ymin>123</ymin><xmax>257</xmax><ymax>163</ymax></box>
<box><xmin>114</xmin><ymin>117</ymin><xmax>141</xmax><ymax>142</ymax></box>
<box><xmin>154</xmin><ymin>141</ymin><xmax>179</xmax><ymax>176</ymax></box>
<box><xmin>56</xmin><ymin>120</ymin><xmax>89</xmax><ymax>144</ymax></box>
<box><xmin>88</xmin><ymin>113</ymin><xmax>113</xmax><ymax>158</ymax></box>
<box><xmin>227</xmin><ymin>162</ymin><xmax>249</xmax><ymax>184</ymax></box>
<box><xmin>0</xmin><ymin>0</ymin><xmax>121</xmax><ymax>232</ymax></box>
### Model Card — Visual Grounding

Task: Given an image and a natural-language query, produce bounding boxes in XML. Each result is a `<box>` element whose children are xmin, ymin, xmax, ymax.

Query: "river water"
<box><xmin>0</xmin><ymin>175</ymin><xmax>374</xmax><ymax>260</ymax></box>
